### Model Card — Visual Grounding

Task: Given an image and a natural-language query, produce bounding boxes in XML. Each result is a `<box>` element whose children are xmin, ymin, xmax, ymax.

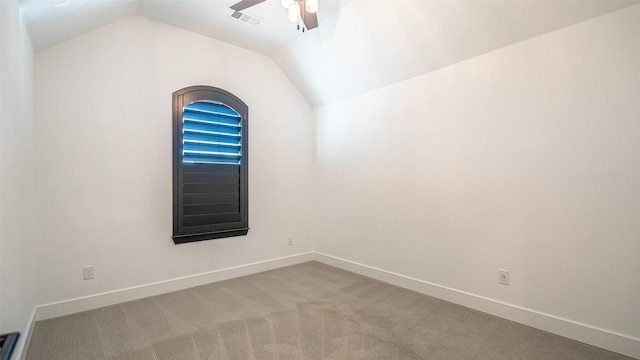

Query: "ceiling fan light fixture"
<box><xmin>229</xmin><ymin>0</ymin><xmax>318</xmax><ymax>31</ymax></box>
<box><xmin>288</xmin><ymin>2</ymin><xmax>300</xmax><ymax>22</ymax></box>
<box><xmin>305</xmin><ymin>0</ymin><xmax>318</xmax><ymax>14</ymax></box>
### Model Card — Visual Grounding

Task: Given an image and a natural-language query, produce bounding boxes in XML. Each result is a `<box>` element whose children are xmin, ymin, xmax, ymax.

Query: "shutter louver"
<box><xmin>182</xmin><ymin>101</ymin><xmax>242</xmax><ymax>165</ymax></box>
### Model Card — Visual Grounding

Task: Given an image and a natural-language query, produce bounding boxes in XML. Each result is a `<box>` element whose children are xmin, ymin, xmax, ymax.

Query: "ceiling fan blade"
<box><xmin>230</xmin><ymin>0</ymin><xmax>267</xmax><ymax>11</ymax></box>
<box><xmin>299</xmin><ymin>4</ymin><xmax>319</xmax><ymax>30</ymax></box>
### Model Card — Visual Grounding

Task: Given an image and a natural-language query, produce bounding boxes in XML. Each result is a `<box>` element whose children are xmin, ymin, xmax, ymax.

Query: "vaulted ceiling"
<box><xmin>18</xmin><ymin>0</ymin><xmax>639</xmax><ymax>106</ymax></box>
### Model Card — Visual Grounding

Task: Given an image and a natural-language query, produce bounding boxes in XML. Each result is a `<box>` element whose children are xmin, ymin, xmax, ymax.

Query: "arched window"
<box><xmin>172</xmin><ymin>86</ymin><xmax>248</xmax><ymax>244</ymax></box>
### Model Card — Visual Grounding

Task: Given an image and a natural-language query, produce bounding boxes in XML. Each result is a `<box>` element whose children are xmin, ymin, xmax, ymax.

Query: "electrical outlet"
<box><xmin>287</xmin><ymin>236</ymin><xmax>293</xmax><ymax>246</ymax></box>
<box><xmin>498</xmin><ymin>269</ymin><xmax>509</xmax><ymax>285</ymax></box>
<box><xmin>83</xmin><ymin>265</ymin><xmax>95</xmax><ymax>280</ymax></box>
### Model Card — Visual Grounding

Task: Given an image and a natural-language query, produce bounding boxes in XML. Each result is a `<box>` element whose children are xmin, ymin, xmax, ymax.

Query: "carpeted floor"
<box><xmin>26</xmin><ymin>261</ymin><xmax>632</xmax><ymax>360</ymax></box>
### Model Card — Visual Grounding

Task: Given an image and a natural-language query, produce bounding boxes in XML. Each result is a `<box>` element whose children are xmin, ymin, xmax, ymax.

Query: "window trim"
<box><xmin>172</xmin><ymin>86</ymin><xmax>249</xmax><ymax>244</ymax></box>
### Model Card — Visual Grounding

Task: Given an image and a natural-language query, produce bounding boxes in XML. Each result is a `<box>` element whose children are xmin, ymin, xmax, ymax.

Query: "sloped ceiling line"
<box><xmin>18</xmin><ymin>0</ymin><xmax>639</xmax><ymax>107</ymax></box>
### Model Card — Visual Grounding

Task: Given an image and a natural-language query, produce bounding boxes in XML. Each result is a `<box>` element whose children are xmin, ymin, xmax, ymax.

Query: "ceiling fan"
<box><xmin>230</xmin><ymin>0</ymin><xmax>319</xmax><ymax>31</ymax></box>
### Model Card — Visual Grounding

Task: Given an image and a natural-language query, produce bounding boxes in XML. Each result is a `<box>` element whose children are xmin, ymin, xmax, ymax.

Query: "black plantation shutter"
<box><xmin>173</xmin><ymin>86</ymin><xmax>248</xmax><ymax>244</ymax></box>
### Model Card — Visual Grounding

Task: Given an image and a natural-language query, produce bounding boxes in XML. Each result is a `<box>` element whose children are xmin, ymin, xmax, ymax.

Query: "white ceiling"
<box><xmin>19</xmin><ymin>0</ymin><xmax>350</xmax><ymax>55</ymax></box>
<box><xmin>18</xmin><ymin>0</ymin><xmax>639</xmax><ymax>106</ymax></box>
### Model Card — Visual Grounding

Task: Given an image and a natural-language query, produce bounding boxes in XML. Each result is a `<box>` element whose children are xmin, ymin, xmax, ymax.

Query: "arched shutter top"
<box><xmin>182</xmin><ymin>100</ymin><xmax>242</xmax><ymax>165</ymax></box>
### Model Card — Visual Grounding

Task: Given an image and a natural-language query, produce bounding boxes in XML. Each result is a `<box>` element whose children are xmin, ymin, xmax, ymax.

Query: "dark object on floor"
<box><xmin>0</xmin><ymin>332</ymin><xmax>20</xmax><ymax>360</ymax></box>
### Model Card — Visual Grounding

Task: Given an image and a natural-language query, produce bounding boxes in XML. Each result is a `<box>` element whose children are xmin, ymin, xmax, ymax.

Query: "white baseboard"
<box><xmin>14</xmin><ymin>252</ymin><xmax>312</xmax><ymax>358</ymax></box>
<box><xmin>16</xmin><ymin>251</ymin><xmax>639</xmax><ymax>359</ymax></box>
<box><xmin>15</xmin><ymin>252</ymin><xmax>313</xmax><ymax>359</ymax></box>
<box><xmin>313</xmin><ymin>252</ymin><xmax>640</xmax><ymax>359</ymax></box>
<box><xmin>11</xmin><ymin>306</ymin><xmax>36</xmax><ymax>360</ymax></box>
<box><xmin>33</xmin><ymin>252</ymin><xmax>313</xmax><ymax>323</ymax></box>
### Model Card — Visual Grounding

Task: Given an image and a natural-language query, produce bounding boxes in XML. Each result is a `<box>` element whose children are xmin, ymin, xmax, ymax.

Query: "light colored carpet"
<box><xmin>26</xmin><ymin>261</ymin><xmax>632</xmax><ymax>360</ymax></box>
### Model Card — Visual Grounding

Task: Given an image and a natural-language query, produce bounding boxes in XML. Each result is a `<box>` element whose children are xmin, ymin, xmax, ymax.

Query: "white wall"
<box><xmin>314</xmin><ymin>3</ymin><xmax>640</xmax><ymax>348</ymax></box>
<box><xmin>34</xmin><ymin>15</ymin><xmax>314</xmax><ymax>305</ymax></box>
<box><xmin>0</xmin><ymin>0</ymin><xmax>37</xmax><ymax>337</ymax></box>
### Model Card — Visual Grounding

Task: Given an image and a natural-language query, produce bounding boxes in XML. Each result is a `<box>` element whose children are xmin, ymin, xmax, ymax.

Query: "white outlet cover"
<box><xmin>83</xmin><ymin>265</ymin><xmax>95</xmax><ymax>280</ymax></box>
<box><xmin>498</xmin><ymin>269</ymin><xmax>509</xmax><ymax>285</ymax></box>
